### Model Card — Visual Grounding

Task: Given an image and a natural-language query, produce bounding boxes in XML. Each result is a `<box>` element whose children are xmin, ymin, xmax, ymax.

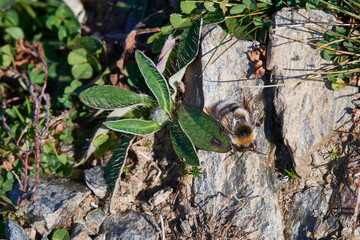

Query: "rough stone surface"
<box><xmin>267</xmin><ymin>8</ymin><xmax>359</xmax><ymax>178</ymax></box>
<box><xmin>185</xmin><ymin>25</ymin><xmax>284</xmax><ymax>239</ymax></box>
<box><xmin>71</xmin><ymin>231</ymin><xmax>92</xmax><ymax>240</ymax></box>
<box><xmin>100</xmin><ymin>211</ymin><xmax>159</xmax><ymax>240</ymax></box>
<box><xmin>85</xmin><ymin>207</ymin><xmax>107</xmax><ymax>233</ymax></box>
<box><xmin>283</xmin><ymin>187</ymin><xmax>329</xmax><ymax>239</ymax></box>
<box><xmin>94</xmin><ymin>234</ymin><xmax>106</xmax><ymax>240</ymax></box>
<box><xmin>84</xmin><ymin>166</ymin><xmax>108</xmax><ymax>199</ymax></box>
<box><xmin>5</xmin><ymin>220</ymin><xmax>30</xmax><ymax>240</ymax></box>
<box><xmin>71</xmin><ymin>220</ymin><xmax>96</xmax><ymax>237</ymax></box>
<box><xmin>13</xmin><ymin>178</ymin><xmax>91</xmax><ymax>235</ymax></box>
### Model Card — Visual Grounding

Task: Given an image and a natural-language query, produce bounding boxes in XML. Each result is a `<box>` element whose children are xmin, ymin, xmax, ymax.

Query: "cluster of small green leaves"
<box><xmin>80</xmin><ymin>20</ymin><xmax>232</xmax><ymax>187</ymax></box>
<box><xmin>0</xmin><ymin>0</ymin><xmax>105</xmax><ymax>199</ymax></box>
<box><xmin>158</xmin><ymin>0</ymin><xmax>275</xmax><ymax>44</ymax></box>
<box><xmin>314</xmin><ymin>0</ymin><xmax>360</xmax><ymax>91</ymax></box>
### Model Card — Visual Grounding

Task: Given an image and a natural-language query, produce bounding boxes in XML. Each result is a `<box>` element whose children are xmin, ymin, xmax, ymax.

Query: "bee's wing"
<box><xmin>248</xmin><ymin>93</ymin><xmax>265</xmax><ymax>127</ymax></box>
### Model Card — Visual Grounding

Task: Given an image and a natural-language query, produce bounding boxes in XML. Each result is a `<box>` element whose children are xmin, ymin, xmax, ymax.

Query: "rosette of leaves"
<box><xmin>80</xmin><ymin>20</ymin><xmax>231</xmax><ymax>187</ymax></box>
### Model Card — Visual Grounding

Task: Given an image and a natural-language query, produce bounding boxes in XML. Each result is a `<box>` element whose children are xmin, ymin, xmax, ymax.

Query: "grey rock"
<box><xmin>14</xmin><ymin>178</ymin><xmax>91</xmax><ymax>235</ymax></box>
<box><xmin>100</xmin><ymin>211</ymin><xmax>160</xmax><ymax>240</ymax></box>
<box><xmin>85</xmin><ymin>207</ymin><xmax>107</xmax><ymax>233</ymax></box>
<box><xmin>5</xmin><ymin>220</ymin><xmax>30</xmax><ymax>240</ymax></box>
<box><xmin>84</xmin><ymin>166</ymin><xmax>109</xmax><ymax>199</ymax></box>
<box><xmin>283</xmin><ymin>187</ymin><xmax>328</xmax><ymax>239</ymax></box>
<box><xmin>267</xmin><ymin>8</ymin><xmax>359</xmax><ymax>178</ymax></box>
<box><xmin>185</xmin><ymin>25</ymin><xmax>284</xmax><ymax>239</ymax></box>
<box><xmin>71</xmin><ymin>231</ymin><xmax>92</xmax><ymax>240</ymax></box>
<box><xmin>71</xmin><ymin>221</ymin><xmax>97</xmax><ymax>237</ymax></box>
<box><xmin>94</xmin><ymin>233</ymin><xmax>106</xmax><ymax>240</ymax></box>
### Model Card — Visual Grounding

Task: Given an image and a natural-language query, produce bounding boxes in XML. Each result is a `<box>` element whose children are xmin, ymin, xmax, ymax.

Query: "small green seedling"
<box><xmin>329</xmin><ymin>150</ymin><xmax>339</xmax><ymax>162</ymax></box>
<box><xmin>285</xmin><ymin>166</ymin><xmax>297</xmax><ymax>182</ymax></box>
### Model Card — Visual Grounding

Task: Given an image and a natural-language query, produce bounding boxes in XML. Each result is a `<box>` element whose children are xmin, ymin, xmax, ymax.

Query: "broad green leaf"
<box><xmin>169</xmin><ymin>19</ymin><xmax>202</xmax><ymax>100</ymax></box>
<box><xmin>177</xmin><ymin>106</ymin><xmax>231</xmax><ymax>152</ymax></box>
<box><xmin>5</xmin><ymin>27</ymin><xmax>24</xmax><ymax>40</ymax></box>
<box><xmin>64</xmin><ymin>86</ymin><xmax>74</xmax><ymax>94</ymax></box>
<box><xmin>46</xmin><ymin>140</ymin><xmax>58</xmax><ymax>157</ymax></box>
<box><xmin>93</xmin><ymin>134</ymin><xmax>109</xmax><ymax>147</ymax></box>
<box><xmin>63</xmin><ymin>18</ymin><xmax>80</xmax><ymax>35</ymax></box>
<box><xmin>71</xmin><ymin>63</ymin><xmax>93</xmax><ymax>79</ymax></box>
<box><xmin>105</xmin><ymin>119</ymin><xmax>161</xmax><ymax>135</ymax></box>
<box><xmin>4</xmin><ymin>9</ymin><xmax>18</xmax><ymax>25</ymax></box>
<box><xmin>175</xmin><ymin>20</ymin><xmax>201</xmax><ymax>72</ymax></box>
<box><xmin>203</xmin><ymin>11</ymin><xmax>225</xmax><ymax>24</ymax></box>
<box><xmin>181</xmin><ymin>1</ymin><xmax>197</xmax><ymax>14</ymax></box>
<box><xmin>332</xmin><ymin>78</ymin><xmax>347</xmax><ymax>91</ymax></box>
<box><xmin>52</xmin><ymin>229</ymin><xmax>70</xmax><ymax>240</ymax></box>
<box><xmin>204</xmin><ymin>1</ymin><xmax>216</xmax><ymax>11</ymax></box>
<box><xmin>0</xmin><ymin>0</ymin><xmax>17</xmax><ymax>11</ymax></box>
<box><xmin>135</xmin><ymin>51</ymin><xmax>171</xmax><ymax>112</ymax></box>
<box><xmin>46</xmin><ymin>15</ymin><xmax>62</xmax><ymax>29</ymax></box>
<box><xmin>71</xmin><ymin>79</ymin><xmax>82</xmax><ymax>89</ymax></box>
<box><xmin>0</xmin><ymin>53</ymin><xmax>12</xmax><ymax>68</ymax></box>
<box><xmin>56</xmin><ymin>164</ymin><xmax>73</xmax><ymax>178</ymax></box>
<box><xmin>0</xmin><ymin>195</ymin><xmax>16</xmax><ymax>212</ymax></box>
<box><xmin>323</xmin><ymin>49</ymin><xmax>336</xmax><ymax>61</ymax></box>
<box><xmin>79</xmin><ymin>85</ymin><xmax>154</xmax><ymax>110</ymax></box>
<box><xmin>230</xmin><ymin>4</ymin><xmax>246</xmax><ymax>14</ymax></box>
<box><xmin>170</xmin><ymin>121</ymin><xmax>199</xmax><ymax>166</ymax></box>
<box><xmin>55</xmin><ymin>4</ymin><xmax>74</xmax><ymax>19</ymax></box>
<box><xmin>105</xmin><ymin>134</ymin><xmax>135</xmax><ymax>187</ymax></box>
<box><xmin>0</xmin><ymin>45</ymin><xmax>14</xmax><ymax>57</ymax></box>
<box><xmin>58</xmin><ymin>26</ymin><xmax>67</xmax><ymax>41</ymax></box>
<box><xmin>73</xmin><ymin>37</ymin><xmax>103</xmax><ymax>54</ymax></box>
<box><xmin>243</xmin><ymin>0</ymin><xmax>257</xmax><ymax>10</ymax></box>
<box><xmin>68</xmin><ymin>48</ymin><xmax>88</xmax><ymax>65</ymax></box>
<box><xmin>170</xmin><ymin>14</ymin><xmax>192</xmax><ymax>29</ymax></box>
<box><xmin>2</xmin><ymin>179</ymin><xmax>13</xmax><ymax>191</ymax></box>
<box><xmin>88</xmin><ymin>55</ymin><xmax>102</xmax><ymax>72</ymax></box>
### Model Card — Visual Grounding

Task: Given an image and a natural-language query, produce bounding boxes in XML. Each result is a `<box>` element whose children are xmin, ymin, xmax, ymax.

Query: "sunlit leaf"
<box><xmin>170</xmin><ymin>121</ymin><xmax>199</xmax><ymax>166</ymax></box>
<box><xmin>105</xmin><ymin>134</ymin><xmax>135</xmax><ymax>187</ymax></box>
<box><xmin>135</xmin><ymin>51</ymin><xmax>171</xmax><ymax>112</ymax></box>
<box><xmin>105</xmin><ymin>119</ymin><xmax>161</xmax><ymax>135</ymax></box>
<box><xmin>71</xmin><ymin>63</ymin><xmax>93</xmax><ymax>79</ymax></box>
<box><xmin>170</xmin><ymin>14</ymin><xmax>192</xmax><ymax>29</ymax></box>
<box><xmin>52</xmin><ymin>229</ymin><xmax>70</xmax><ymax>240</ymax></box>
<box><xmin>67</xmin><ymin>48</ymin><xmax>87</xmax><ymax>65</ymax></box>
<box><xmin>79</xmin><ymin>85</ymin><xmax>154</xmax><ymax>110</ymax></box>
<box><xmin>177</xmin><ymin>106</ymin><xmax>231</xmax><ymax>152</ymax></box>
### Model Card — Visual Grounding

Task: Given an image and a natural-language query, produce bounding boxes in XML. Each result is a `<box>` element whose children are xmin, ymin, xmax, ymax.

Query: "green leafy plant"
<box><xmin>51</xmin><ymin>228</ymin><xmax>70</xmax><ymax>240</ymax></box>
<box><xmin>80</xmin><ymin>20</ymin><xmax>232</xmax><ymax>187</ymax></box>
<box><xmin>0</xmin><ymin>0</ymin><xmax>106</xmax><ymax>203</ymax></box>
<box><xmin>285</xmin><ymin>167</ymin><xmax>297</xmax><ymax>182</ymax></box>
<box><xmin>329</xmin><ymin>150</ymin><xmax>339</xmax><ymax>162</ymax></box>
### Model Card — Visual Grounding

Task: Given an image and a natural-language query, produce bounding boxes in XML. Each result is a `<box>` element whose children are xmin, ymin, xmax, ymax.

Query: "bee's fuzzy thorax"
<box><xmin>209</xmin><ymin>100</ymin><xmax>256</xmax><ymax>147</ymax></box>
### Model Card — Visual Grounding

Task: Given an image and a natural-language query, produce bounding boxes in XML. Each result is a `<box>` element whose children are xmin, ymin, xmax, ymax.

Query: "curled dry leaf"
<box><xmin>247</xmin><ymin>46</ymin><xmax>266</xmax><ymax>80</ymax></box>
<box><xmin>349</xmin><ymin>73</ymin><xmax>360</xmax><ymax>87</ymax></box>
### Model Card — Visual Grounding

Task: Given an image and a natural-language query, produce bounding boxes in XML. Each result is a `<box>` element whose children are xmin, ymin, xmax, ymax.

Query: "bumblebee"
<box><xmin>207</xmin><ymin>100</ymin><xmax>256</xmax><ymax>148</ymax></box>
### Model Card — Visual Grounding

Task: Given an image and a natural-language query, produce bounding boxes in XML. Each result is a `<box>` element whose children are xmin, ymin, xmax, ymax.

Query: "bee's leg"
<box><xmin>240</xmin><ymin>88</ymin><xmax>250</xmax><ymax>112</ymax></box>
<box><xmin>251</xmin><ymin>141</ymin><xmax>258</xmax><ymax>151</ymax></box>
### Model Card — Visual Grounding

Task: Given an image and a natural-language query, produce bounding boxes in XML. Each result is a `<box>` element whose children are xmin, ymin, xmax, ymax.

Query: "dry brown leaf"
<box><xmin>1</xmin><ymin>155</ymin><xmax>15</xmax><ymax>171</ymax></box>
<box><xmin>247</xmin><ymin>46</ymin><xmax>267</xmax><ymax>80</ymax></box>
